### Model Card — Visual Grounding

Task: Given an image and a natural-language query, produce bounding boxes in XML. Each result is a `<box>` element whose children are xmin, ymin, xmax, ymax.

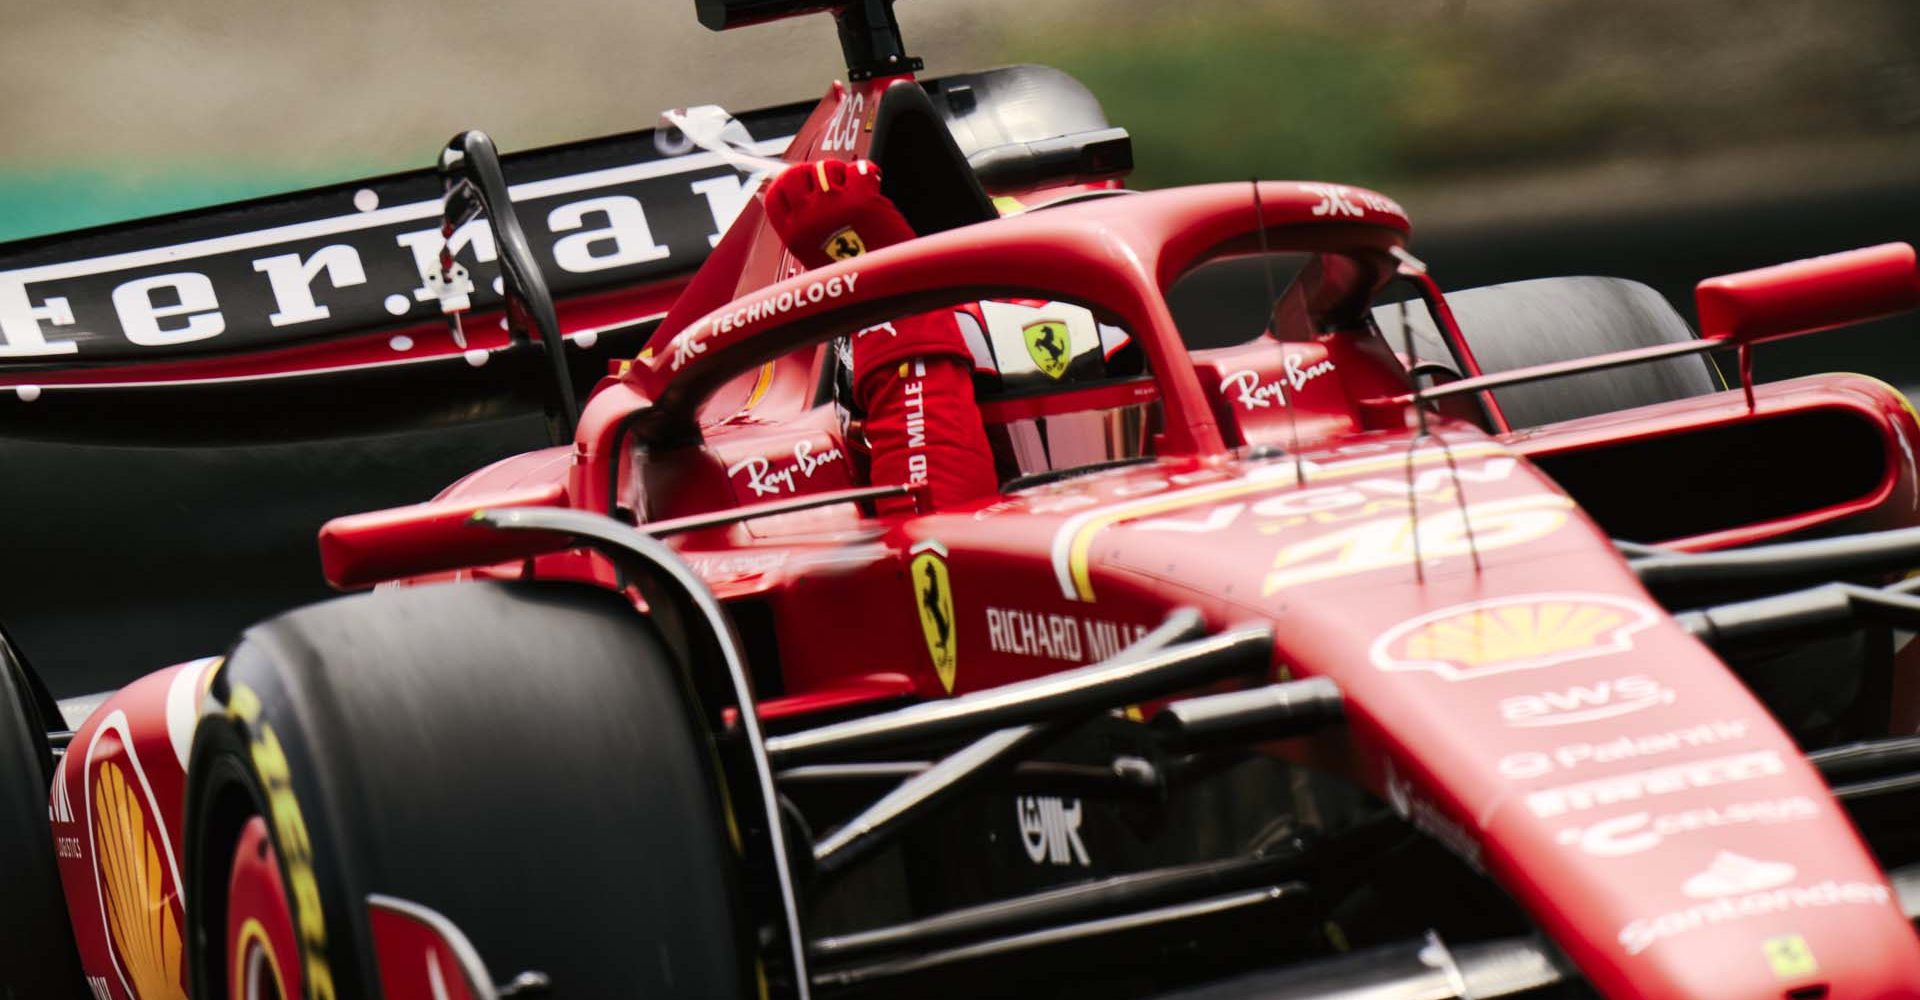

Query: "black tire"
<box><xmin>1374</xmin><ymin>275</ymin><xmax>1723</xmax><ymax>429</ymax></box>
<box><xmin>185</xmin><ymin>581</ymin><xmax>749</xmax><ymax>1000</ymax></box>
<box><xmin>0</xmin><ymin>627</ymin><xmax>88</xmax><ymax>1000</ymax></box>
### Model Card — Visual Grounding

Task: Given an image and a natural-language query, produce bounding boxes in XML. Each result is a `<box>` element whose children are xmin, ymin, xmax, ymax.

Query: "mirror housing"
<box><xmin>1696</xmin><ymin>242</ymin><xmax>1920</xmax><ymax>346</ymax></box>
<box><xmin>318</xmin><ymin>482</ymin><xmax>570</xmax><ymax>590</ymax></box>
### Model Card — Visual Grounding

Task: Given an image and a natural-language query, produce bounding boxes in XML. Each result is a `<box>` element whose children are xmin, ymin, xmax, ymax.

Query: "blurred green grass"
<box><xmin>0</xmin><ymin>167</ymin><xmax>358</xmax><ymax>242</ymax></box>
<box><xmin>1006</xmin><ymin>13</ymin><xmax>1417</xmax><ymax>190</ymax></box>
<box><xmin>1004</xmin><ymin>0</ymin><xmax>1920</xmax><ymax>192</ymax></box>
<box><xmin>3</xmin><ymin>0</ymin><xmax>1915</xmax><ymax>243</ymax></box>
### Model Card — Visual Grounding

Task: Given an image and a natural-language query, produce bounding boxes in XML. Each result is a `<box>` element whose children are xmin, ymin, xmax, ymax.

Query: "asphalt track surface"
<box><xmin>2</xmin><ymin>184</ymin><xmax>1917</xmax><ymax>697</ymax></box>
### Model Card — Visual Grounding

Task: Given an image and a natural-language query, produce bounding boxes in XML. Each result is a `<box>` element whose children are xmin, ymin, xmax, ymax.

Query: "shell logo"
<box><xmin>94</xmin><ymin>760</ymin><xmax>188</xmax><ymax>1000</ymax></box>
<box><xmin>1371</xmin><ymin>593</ymin><xmax>1660</xmax><ymax>681</ymax></box>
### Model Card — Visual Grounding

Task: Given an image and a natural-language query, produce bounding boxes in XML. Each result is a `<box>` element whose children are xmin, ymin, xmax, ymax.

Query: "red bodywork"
<box><xmin>48</xmin><ymin>68</ymin><xmax>1920</xmax><ymax>1000</ymax></box>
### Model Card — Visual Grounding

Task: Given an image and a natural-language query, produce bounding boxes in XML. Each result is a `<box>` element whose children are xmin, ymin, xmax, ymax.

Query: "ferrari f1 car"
<box><xmin>8</xmin><ymin>2</ymin><xmax>1920</xmax><ymax>998</ymax></box>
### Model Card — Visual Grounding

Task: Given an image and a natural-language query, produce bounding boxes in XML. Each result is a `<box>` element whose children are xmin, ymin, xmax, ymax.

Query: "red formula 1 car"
<box><xmin>9</xmin><ymin>2</ymin><xmax>1920</xmax><ymax>999</ymax></box>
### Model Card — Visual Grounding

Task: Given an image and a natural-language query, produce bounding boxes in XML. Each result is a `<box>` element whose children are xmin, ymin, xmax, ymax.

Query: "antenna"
<box><xmin>1252</xmin><ymin>179</ymin><xmax>1307</xmax><ymax>485</ymax></box>
<box><xmin>1388</xmin><ymin>247</ymin><xmax>1480</xmax><ymax>580</ymax></box>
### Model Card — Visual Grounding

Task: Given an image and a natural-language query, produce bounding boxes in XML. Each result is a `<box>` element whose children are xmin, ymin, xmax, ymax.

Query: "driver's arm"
<box><xmin>762</xmin><ymin>159</ymin><xmax>997</xmax><ymax>511</ymax></box>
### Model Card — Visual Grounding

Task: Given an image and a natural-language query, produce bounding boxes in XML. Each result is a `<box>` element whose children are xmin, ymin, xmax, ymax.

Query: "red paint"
<box><xmin>368</xmin><ymin>901</ymin><xmax>485</xmax><ymax>1000</ymax></box>
<box><xmin>1399</xmin><ymin>265</ymin><xmax>1513</xmax><ymax>432</ymax></box>
<box><xmin>1504</xmin><ymin>373</ymin><xmax>1920</xmax><ymax>550</ymax></box>
<box><xmin>36</xmin><ymin>39</ymin><xmax>1920</xmax><ymax>1000</ymax></box>
<box><xmin>225</xmin><ymin>817</ymin><xmax>303</xmax><ymax>1000</ymax></box>
<box><xmin>55</xmin><ymin>660</ymin><xmax>206</xmax><ymax>1000</ymax></box>
<box><xmin>725</xmin><ymin>673</ymin><xmax>919</xmax><ymax>729</ymax></box>
<box><xmin>1697</xmin><ymin>242</ymin><xmax>1920</xmax><ymax>346</ymax></box>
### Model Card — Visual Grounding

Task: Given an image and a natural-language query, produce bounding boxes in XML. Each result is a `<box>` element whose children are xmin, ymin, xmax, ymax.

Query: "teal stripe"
<box><xmin>0</xmin><ymin>168</ymin><xmax>378</xmax><ymax>243</ymax></box>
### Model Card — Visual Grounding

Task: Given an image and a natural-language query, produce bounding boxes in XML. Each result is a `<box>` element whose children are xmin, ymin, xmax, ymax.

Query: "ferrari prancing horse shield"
<box><xmin>823</xmin><ymin>226</ymin><xmax>866</xmax><ymax>261</ymax></box>
<box><xmin>910</xmin><ymin>541</ymin><xmax>958</xmax><ymax>692</ymax></box>
<box><xmin>1023</xmin><ymin>320</ymin><xmax>1071</xmax><ymax>380</ymax></box>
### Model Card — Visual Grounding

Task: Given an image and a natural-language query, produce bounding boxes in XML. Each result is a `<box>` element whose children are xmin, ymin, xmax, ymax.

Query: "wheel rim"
<box><xmin>225</xmin><ymin>816</ymin><xmax>301</xmax><ymax>1000</ymax></box>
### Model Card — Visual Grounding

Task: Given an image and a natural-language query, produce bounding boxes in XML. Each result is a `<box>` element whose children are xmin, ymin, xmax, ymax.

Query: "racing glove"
<box><xmin>763</xmin><ymin>158</ymin><xmax>997</xmax><ymax>510</ymax></box>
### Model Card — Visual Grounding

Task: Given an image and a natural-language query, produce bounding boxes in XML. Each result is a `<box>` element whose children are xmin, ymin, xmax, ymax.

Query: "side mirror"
<box><xmin>318</xmin><ymin>481</ymin><xmax>570</xmax><ymax>590</ymax></box>
<box><xmin>1696</xmin><ymin>242</ymin><xmax>1920</xmax><ymax>346</ymax></box>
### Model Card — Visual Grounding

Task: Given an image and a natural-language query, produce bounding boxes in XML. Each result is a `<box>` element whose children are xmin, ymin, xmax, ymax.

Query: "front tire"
<box><xmin>0</xmin><ymin>627</ymin><xmax>88</xmax><ymax>1000</ymax></box>
<box><xmin>185</xmin><ymin>581</ymin><xmax>750</xmax><ymax>1000</ymax></box>
<box><xmin>1376</xmin><ymin>275</ymin><xmax>1722</xmax><ymax>429</ymax></box>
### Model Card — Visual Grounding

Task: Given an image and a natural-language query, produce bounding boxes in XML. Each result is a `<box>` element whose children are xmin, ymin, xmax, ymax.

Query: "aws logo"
<box><xmin>910</xmin><ymin>539</ymin><xmax>958</xmax><ymax>693</ymax></box>
<box><xmin>1501</xmin><ymin>674</ymin><xmax>1677</xmax><ymax>727</ymax></box>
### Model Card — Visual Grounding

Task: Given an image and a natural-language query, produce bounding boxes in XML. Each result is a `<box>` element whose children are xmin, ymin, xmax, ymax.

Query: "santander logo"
<box><xmin>1683</xmin><ymin>852</ymin><xmax>1796</xmax><ymax>898</ymax></box>
<box><xmin>1618</xmin><ymin>852</ymin><xmax>1894</xmax><ymax>955</ymax></box>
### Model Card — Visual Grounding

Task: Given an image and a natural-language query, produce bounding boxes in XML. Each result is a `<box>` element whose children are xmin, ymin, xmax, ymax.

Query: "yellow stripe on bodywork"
<box><xmin>1838</xmin><ymin>372</ymin><xmax>1920</xmax><ymax>429</ymax></box>
<box><xmin>1051</xmin><ymin>441</ymin><xmax>1513</xmax><ymax>601</ymax></box>
<box><xmin>743</xmin><ymin>362</ymin><xmax>777</xmax><ymax>410</ymax></box>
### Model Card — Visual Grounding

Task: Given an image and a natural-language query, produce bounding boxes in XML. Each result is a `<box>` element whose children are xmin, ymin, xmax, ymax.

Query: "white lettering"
<box><xmin>1501</xmin><ymin>674</ymin><xmax>1676</xmax><ymax>728</ymax></box>
<box><xmin>684</xmin><ymin>551</ymin><xmax>790</xmax><ymax>579</ymax></box>
<box><xmin>1133</xmin><ymin>457</ymin><xmax>1516</xmax><ymax>534</ymax></box>
<box><xmin>821</xmin><ymin>92</ymin><xmax>867</xmax><ymax>153</ymax></box>
<box><xmin>1220</xmin><ymin>369</ymin><xmax>1286</xmax><ymax>410</ymax></box>
<box><xmin>1016</xmin><ymin>796</ymin><xmax>1090</xmax><ymax>866</ymax></box>
<box><xmin>669</xmin><ymin>331</ymin><xmax>707</xmax><ymax>371</ymax></box>
<box><xmin>1383</xmin><ymin>762</ymin><xmax>1482</xmax><ymax>869</ymax></box>
<box><xmin>1303</xmin><ymin>183</ymin><xmax>1365</xmax><ymax>218</ymax></box>
<box><xmin>1526</xmin><ymin>750</ymin><xmax>1785</xmax><ymax>818</ymax></box>
<box><xmin>903</xmin><ymin>376</ymin><xmax>927</xmax><ymax>450</ymax></box>
<box><xmin>1499</xmin><ymin>719</ymin><xmax>1749</xmax><ymax>779</ymax></box>
<box><xmin>1557</xmin><ymin>796</ymin><xmax>1819</xmax><ymax>858</ymax></box>
<box><xmin>1085</xmin><ymin>619</ymin><xmax>1150</xmax><ymax>661</ymax></box>
<box><xmin>549</xmin><ymin>196</ymin><xmax>671</xmax><ymax>273</ymax></box>
<box><xmin>690</xmin><ymin>173</ymin><xmax>762</xmax><ymax>247</ymax></box>
<box><xmin>113</xmin><ymin>272</ymin><xmax>225</xmax><ymax>347</ymax></box>
<box><xmin>1350</xmin><ymin>189</ymin><xmax>1406</xmax><ymax>217</ymax></box>
<box><xmin>1285</xmin><ymin>352</ymin><xmax>1336</xmax><ymax>390</ymax></box>
<box><xmin>727</xmin><ymin>439</ymin><xmax>845</xmax><ymax>497</ymax></box>
<box><xmin>1620</xmin><ymin>879</ymin><xmax>1890</xmax><ymax>955</ymax></box>
<box><xmin>0</xmin><ymin>275</ymin><xmax>78</xmax><ymax>357</ymax></box>
<box><xmin>986</xmin><ymin>607</ymin><xmax>1146</xmax><ymax>663</ymax></box>
<box><xmin>1264</xmin><ymin>493</ymin><xmax>1572</xmax><ymax>595</ymax></box>
<box><xmin>252</xmin><ymin>244</ymin><xmax>368</xmax><ymax>327</ymax></box>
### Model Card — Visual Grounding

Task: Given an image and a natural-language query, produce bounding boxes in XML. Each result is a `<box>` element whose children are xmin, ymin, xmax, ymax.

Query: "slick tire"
<box><xmin>184</xmin><ymin>581</ymin><xmax>749</xmax><ymax>1000</ymax></box>
<box><xmin>0</xmin><ymin>626</ymin><xmax>89</xmax><ymax>1000</ymax></box>
<box><xmin>1374</xmin><ymin>276</ymin><xmax>1722</xmax><ymax>429</ymax></box>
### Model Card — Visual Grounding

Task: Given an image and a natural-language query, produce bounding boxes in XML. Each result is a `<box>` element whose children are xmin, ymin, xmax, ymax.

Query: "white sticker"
<box><xmin>1497</xmin><ymin>719</ymin><xmax>1750</xmax><ymax>779</ymax></box>
<box><xmin>1501</xmin><ymin>674</ymin><xmax>1677</xmax><ymax>728</ymax></box>
<box><xmin>1618</xmin><ymin>853</ymin><xmax>1891</xmax><ymax>955</ymax></box>
<box><xmin>1554</xmin><ymin>796</ymin><xmax>1819</xmax><ymax>857</ymax></box>
<box><xmin>1526</xmin><ymin>751</ymin><xmax>1785</xmax><ymax>819</ymax></box>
